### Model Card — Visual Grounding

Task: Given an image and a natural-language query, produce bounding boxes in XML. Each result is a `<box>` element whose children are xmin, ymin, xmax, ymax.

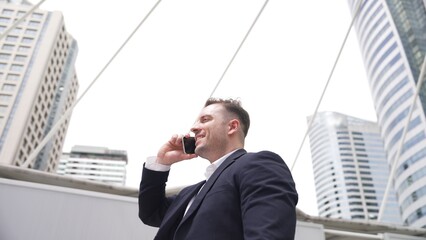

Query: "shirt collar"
<box><xmin>204</xmin><ymin>149</ymin><xmax>239</xmax><ymax>180</ymax></box>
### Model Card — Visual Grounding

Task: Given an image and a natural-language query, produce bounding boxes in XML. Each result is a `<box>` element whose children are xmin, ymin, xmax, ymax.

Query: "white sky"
<box><xmin>29</xmin><ymin>0</ymin><xmax>378</xmax><ymax>216</ymax></box>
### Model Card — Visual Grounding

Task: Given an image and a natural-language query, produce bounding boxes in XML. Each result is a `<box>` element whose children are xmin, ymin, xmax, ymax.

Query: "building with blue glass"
<box><xmin>347</xmin><ymin>0</ymin><xmax>426</xmax><ymax>227</ymax></box>
<box><xmin>308</xmin><ymin>112</ymin><xmax>402</xmax><ymax>225</ymax></box>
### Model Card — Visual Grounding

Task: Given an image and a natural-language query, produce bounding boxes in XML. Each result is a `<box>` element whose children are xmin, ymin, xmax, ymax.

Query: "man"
<box><xmin>139</xmin><ymin>98</ymin><xmax>298</xmax><ymax>240</ymax></box>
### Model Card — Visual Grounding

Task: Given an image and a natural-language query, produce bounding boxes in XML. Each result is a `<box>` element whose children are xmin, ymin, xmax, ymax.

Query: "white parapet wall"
<box><xmin>0</xmin><ymin>178</ymin><xmax>157</xmax><ymax>240</ymax></box>
<box><xmin>2</xmin><ymin>177</ymin><xmax>327</xmax><ymax>240</ymax></box>
<box><xmin>1</xmin><ymin>165</ymin><xmax>426</xmax><ymax>240</ymax></box>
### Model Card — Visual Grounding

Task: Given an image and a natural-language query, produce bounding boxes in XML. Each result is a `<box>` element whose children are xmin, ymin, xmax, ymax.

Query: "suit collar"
<box><xmin>205</xmin><ymin>149</ymin><xmax>240</xmax><ymax>180</ymax></box>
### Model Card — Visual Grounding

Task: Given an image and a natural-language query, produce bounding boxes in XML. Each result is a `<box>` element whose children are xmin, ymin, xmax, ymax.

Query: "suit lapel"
<box><xmin>178</xmin><ymin>149</ymin><xmax>247</xmax><ymax>224</ymax></box>
<box><xmin>155</xmin><ymin>180</ymin><xmax>206</xmax><ymax>239</ymax></box>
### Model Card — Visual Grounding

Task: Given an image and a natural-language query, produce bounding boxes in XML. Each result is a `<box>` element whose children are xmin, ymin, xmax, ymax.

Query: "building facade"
<box><xmin>58</xmin><ymin>145</ymin><xmax>127</xmax><ymax>186</ymax></box>
<box><xmin>308</xmin><ymin>112</ymin><xmax>402</xmax><ymax>225</ymax></box>
<box><xmin>347</xmin><ymin>0</ymin><xmax>426</xmax><ymax>227</ymax></box>
<box><xmin>0</xmin><ymin>1</ymin><xmax>79</xmax><ymax>172</ymax></box>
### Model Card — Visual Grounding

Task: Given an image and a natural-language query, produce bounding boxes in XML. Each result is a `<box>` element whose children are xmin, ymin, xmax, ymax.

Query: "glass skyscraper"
<box><xmin>347</xmin><ymin>0</ymin><xmax>426</xmax><ymax>227</ymax></box>
<box><xmin>308</xmin><ymin>112</ymin><xmax>402</xmax><ymax>225</ymax></box>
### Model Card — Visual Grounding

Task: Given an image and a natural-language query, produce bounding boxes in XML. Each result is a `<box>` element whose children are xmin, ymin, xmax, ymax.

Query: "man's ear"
<box><xmin>228</xmin><ymin>119</ymin><xmax>240</xmax><ymax>134</ymax></box>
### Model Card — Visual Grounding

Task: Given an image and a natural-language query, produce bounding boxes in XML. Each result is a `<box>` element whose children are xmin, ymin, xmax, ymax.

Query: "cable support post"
<box><xmin>290</xmin><ymin>0</ymin><xmax>364</xmax><ymax>172</ymax></box>
<box><xmin>22</xmin><ymin>0</ymin><xmax>163</xmax><ymax>168</ymax></box>
<box><xmin>209</xmin><ymin>0</ymin><xmax>269</xmax><ymax>98</ymax></box>
<box><xmin>191</xmin><ymin>0</ymin><xmax>269</xmax><ymax>126</ymax></box>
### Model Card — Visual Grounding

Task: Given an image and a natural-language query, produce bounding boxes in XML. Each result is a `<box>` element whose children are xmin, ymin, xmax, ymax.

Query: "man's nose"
<box><xmin>190</xmin><ymin>123</ymin><xmax>200</xmax><ymax>134</ymax></box>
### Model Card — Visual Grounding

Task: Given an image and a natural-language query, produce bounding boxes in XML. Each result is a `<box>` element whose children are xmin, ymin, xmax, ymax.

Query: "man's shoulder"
<box><xmin>242</xmin><ymin>150</ymin><xmax>282</xmax><ymax>160</ymax></box>
<box><xmin>233</xmin><ymin>150</ymin><xmax>286</xmax><ymax>168</ymax></box>
<box><xmin>230</xmin><ymin>150</ymin><xmax>294</xmax><ymax>184</ymax></box>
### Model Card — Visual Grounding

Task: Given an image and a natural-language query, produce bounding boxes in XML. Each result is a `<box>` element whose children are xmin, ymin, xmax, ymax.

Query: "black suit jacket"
<box><xmin>139</xmin><ymin>149</ymin><xmax>298</xmax><ymax>240</ymax></box>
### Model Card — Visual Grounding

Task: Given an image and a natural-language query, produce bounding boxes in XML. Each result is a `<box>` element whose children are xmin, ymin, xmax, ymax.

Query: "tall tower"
<box><xmin>308</xmin><ymin>112</ymin><xmax>402</xmax><ymax>225</ymax></box>
<box><xmin>0</xmin><ymin>1</ymin><xmax>79</xmax><ymax>172</ymax></box>
<box><xmin>347</xmin><ymin>0</ymin><xmax>426</xmax><ymax>227</ymax></box>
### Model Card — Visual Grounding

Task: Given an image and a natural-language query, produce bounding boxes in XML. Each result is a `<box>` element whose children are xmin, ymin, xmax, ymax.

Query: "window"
<box><xmin>28</xmin><ymin>21</ymin><xmax>40</xmax><ymax>27</ymax></box>
<box><xmin>21</xmin><ymin>38</ymin><xmax>33</xmax><ymax>44</ymax></box>
<box><xmin>2</xmin><ymin>44</ymin><xmax>14</xmax><ymax>51</ymax></box>
<box><xmin>0</xmin><ymin>94</ymin><xmax>11</xmax><ymax>102</ymax></box>
<box><xmin>2</xmin><ymin>84</ymin><xmax>15</xmax><ymax>92</ymax></box>
<box><xmin>0</xmin><ymin>63</ymin><xmax>7</xmax><ymax>70</ymax></box>
<box><xmin>364</xmin><ymin>189</ymin><xmax>376</xmax><ymax>194</ymax></box>
<box><xmin>6</xmin><ymin>36</ymin><xmax>18</xmax><ymax>42</ymax></box>
<box><xmin>0</xmin><ymin>53</ymin><xmax>11</xmax><ymax>60</ymax></box>
<box><xmin>366</xmin><ymin>202</ymin><xmax>378</xmax><ymax>206</ymax></box>
<box><xmin>2</xmin><ymin>9</ymin><xmax>14</xmax><ymax>16</ymax></box>
<box><xmin>6</xmin><ymin>74</ymin><xmax>19</xmax><ymax>81</ymax></box>
<box><xmin>343</xmin><ymin>164</ymin><xmax>355</xmax><ymax>168</ymax></box>
<box><xmin>10</xmin><ymin>28</ymin><xmax>21</xmax><ymax>34</ymax></box>
<box><xmin>10</xmin><ymin>64</ymin><xmax>23</xmax><ymax>72</ymax></box>
<box><xmin>14</xmin><ymin>55</ymin><xmax>26</xmax><ymax>62</ymax></box>
<box><xmin>348</xmin><ymin>195</ymin><xmax>361</xmax><ymax>199</ymax></box>
<box><xmin>24</xmin><ymin>29</ymin><xmax>37</xmax><ymax>36</ymax></box>
<box><xmin>18</xmin><ymin>46</ymin><xmax>30</xmax><ymax>52</ymax></box>
<box><xmin>17</xmin><ymin>11</ymin><xmax>25</xmax><ymax>17</ymax></box>
<box><xmin>0</xmin><ymin>17</ymin><xmax>10</xmax><ymax>23</ymax></box>
<box><xmin>0</xmin><ymin>105</ymin><xmax>7</xmax><ymax>113</ymax></box>
<box><xmin>32</xmin><ymin>13</ymin><xmax>43</xmax><ymax>19</ymax></box>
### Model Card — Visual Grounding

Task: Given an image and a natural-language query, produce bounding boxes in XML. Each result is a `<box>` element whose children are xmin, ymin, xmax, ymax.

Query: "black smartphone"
<box><xmin>182</xmin><ymin>136</ymin><xmax>196</xmax><ymax>154</ymax></box>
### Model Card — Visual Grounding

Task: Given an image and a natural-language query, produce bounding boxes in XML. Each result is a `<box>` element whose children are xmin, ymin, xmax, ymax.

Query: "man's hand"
<box><xmin>156</xmin><ymin>134</ymin><xmax>197</xmax><ymax>165</ymax></box>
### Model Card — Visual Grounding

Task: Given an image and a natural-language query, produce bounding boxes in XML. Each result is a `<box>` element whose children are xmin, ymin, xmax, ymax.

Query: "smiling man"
<box><xmin>138</xmin><ymin>98</ymin><xmax>298</xmax><ymax>240</ymax></box>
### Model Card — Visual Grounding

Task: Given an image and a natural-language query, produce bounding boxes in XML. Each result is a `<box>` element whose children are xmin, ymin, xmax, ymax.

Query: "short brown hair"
<box><xmin>205</xmin><ymin>98</ymin><xmax>250</xmax><ymax>137</ymax></box>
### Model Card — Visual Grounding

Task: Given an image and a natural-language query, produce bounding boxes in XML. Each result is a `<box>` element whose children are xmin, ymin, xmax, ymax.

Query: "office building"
<box><xmin>307</xmin><ymin>112</ymin><xmax>402</xmax><ymax>225</ymax></box>
<box><xmin>58</xmin><ymin>145</ymin><xmax>127</xmax><ymax>186</ymax></box>
<box><xmin>347</xmin><ymin>0</ymin><xmax>426</xmax><ymax>227</ymax></box>
<box><xmin>0</xmin><ymin>1</ymin><xmax>79</xmax><ymax>172</ymax></box>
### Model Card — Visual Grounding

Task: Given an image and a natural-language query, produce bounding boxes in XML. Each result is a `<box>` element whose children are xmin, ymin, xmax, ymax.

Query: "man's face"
<box><xmin>191</xmin><ymin>103</ymin><xmax>229</xmax><ymax>161</ymax></box>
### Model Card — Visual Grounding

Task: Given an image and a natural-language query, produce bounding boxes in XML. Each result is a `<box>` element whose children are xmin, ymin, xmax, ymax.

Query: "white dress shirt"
<box><xmin>184</xmin><ymin>149</ymin><xmax>238</xmax><ymax>215</ymax></box>
<box><xmin>144</xmin><ymin>149</ymin><xmax>240</xmax><ymax>216</ymax></box>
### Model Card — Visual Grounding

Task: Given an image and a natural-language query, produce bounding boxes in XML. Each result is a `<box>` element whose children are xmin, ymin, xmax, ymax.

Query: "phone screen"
<box><xmin>182</xmin><ymin>136</ymin><xmax>196</xmax><ymax>154</ymax></box>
